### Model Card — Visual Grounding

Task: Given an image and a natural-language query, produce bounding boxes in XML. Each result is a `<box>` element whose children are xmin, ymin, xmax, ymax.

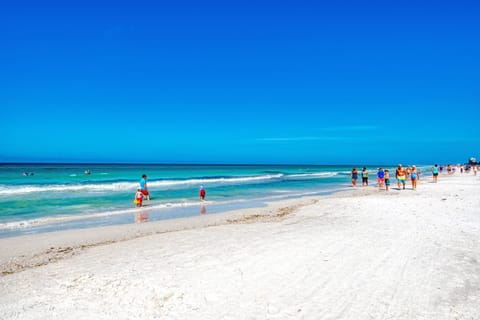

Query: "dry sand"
<box><xmin>1</xmin><ymin>174</ymin><xmax>479</xmax><ymax>319</ymax></box>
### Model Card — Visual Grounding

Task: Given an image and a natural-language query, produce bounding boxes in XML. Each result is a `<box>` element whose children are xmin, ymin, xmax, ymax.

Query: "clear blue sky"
<box><xmin>2</xmin><ymin>0</ymin><xmax>479</xmax><ymax>164</ymax></box>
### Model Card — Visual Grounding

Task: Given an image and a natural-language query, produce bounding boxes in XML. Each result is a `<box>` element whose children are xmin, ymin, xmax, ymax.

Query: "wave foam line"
<box><xmin>0</xmin><ymin>172</ymin><xmax>342</xmax><ymax>195</ymax></box>
<box><xmin>0</xmin><ymin>174</ymin><xmax>283</xmax><ymax>195</ymax></box>
<box><xmin>286</xmin><ymin>172</ymin><xmax>339</xmax><ymax>178</ymax></box>
<box><xmin>0</xmin><ymin>182</ymin><xmax>136</xmax><ymax>195</ymax></box>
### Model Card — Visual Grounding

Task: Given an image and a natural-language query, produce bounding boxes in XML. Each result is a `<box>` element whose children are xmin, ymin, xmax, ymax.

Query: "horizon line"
<box><xmin>0</xmin><ymin>161</ymin><xmax>463</xmax><ymax>167</ymax></box>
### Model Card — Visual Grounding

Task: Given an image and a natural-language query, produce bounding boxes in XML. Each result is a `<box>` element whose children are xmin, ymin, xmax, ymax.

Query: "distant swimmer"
<box><xmin>85</xmin><ymin>170</ymin><xmax>91</xmax><ymax>175</ymax></box>
<box><xmin>23</xmin><ymin>172</ymin><xmax>28</xmax><ymax>176</ymax></box>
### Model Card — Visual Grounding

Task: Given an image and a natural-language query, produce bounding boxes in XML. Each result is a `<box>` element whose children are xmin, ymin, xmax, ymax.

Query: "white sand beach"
<box><xmin>1</xmin><ymin>173</ymin><xmax>479</xmax><ymax>319</ymax></box>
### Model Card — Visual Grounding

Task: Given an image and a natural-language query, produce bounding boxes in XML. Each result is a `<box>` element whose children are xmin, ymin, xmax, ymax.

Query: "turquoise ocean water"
<box><xmin>0</xmin><ymin>163</ymin><xmax>405</xmax><ymax>237</ymax></box>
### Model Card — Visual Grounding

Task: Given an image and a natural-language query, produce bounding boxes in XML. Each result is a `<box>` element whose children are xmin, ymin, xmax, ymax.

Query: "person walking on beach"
<box><xmin>361</xmin><ymin>167</ymin><xmax>369</xmax><ymax>186</ymax></box>
<box><xmin>396</xmin><ymin>164</ymin><xmax>407</xmax><ymax>190</ymax></box>
<box><xmin>377</xmin><ymin>168</ymin><xmax>385</xmax><ymax>189</ymax></box>
<box><xmin>140</xmin><ymin>174</ymin><xmax>151</xmax><ymax>200</ymax></box>
<box><xmin>199</xmin><ymin>186</ymin><xmax>206</xmax><ymax>201</ymax></box>
<box><xmin>406</xmin><ymin>166</ymin><xmax>412</xmax><ymax>180</ymax></box>
<box><xmin>134</xmin><ymin>188</ymin><xmax>144</xmax><ymax>207</ymax></box>
<box><xmin>411</xmin><ymin>165</ymin><xmax>418</xmax><ymax>190</ymax></box>
<box><xmin>384</xmin><ymin>169</ymin><xmax>390</xmax><ymax>191</ymax></box>
<box><xmin>351</xmin><ymin>167</ymin><xmax>358</xmax><ymax>187</ymax></box>
<box><xmin>432</xmin><ymin>164</ymin><xmax>439</xmax><ymax>183</ymax></box>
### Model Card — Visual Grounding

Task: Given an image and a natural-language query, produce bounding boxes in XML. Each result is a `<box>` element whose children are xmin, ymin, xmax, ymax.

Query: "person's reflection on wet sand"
<box><xmin>200</xmin><ymin>203</ymin><xmax>206</xmax><ymax>215</ymax></box>
<box><xmin>135</xmin><ymin>210</ymin><xmax>149</xmax><ymax>223</ymax></box>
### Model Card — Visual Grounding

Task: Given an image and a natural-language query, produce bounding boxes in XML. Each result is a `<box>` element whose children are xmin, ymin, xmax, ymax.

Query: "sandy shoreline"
<box><xmin>0</xmin><ymin>195</ymin><xmax>324</xmax><ymax>276</ymax></box>
<box><xmin>1</xmin><ymin>173</ymin><xmax>479</xmax><ymax>319</ymax></box>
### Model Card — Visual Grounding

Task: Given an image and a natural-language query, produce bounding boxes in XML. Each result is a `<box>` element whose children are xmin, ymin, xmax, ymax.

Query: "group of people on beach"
<box><xmin>133</xmin><ymin>174</ymin><xmax>206</xmax><ymax>207</ymax></box>
<box><xmin>437</xmin><ymin>163</ymin><xmax>478</xmax><ymax>176</ymax></box>
<box><xmin>350</xmin><ymin>164</ymin><xmax>442</xmax><ymax>191</ymax></box>
<box><xmin>132</xmin><ymin>163</ymin><xmax>476</xmax><ymax>207</ymax></box>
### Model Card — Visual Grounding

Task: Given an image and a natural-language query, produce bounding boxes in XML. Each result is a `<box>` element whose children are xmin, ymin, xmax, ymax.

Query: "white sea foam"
<box><xmin>0</xmin><ymin>172</ymin><xmax>343</xmax><ymax>196</ymax></box>
<box><xmin>148</xmin><ymin>173</ymin><xmax>285</xmax><ymax>188</ymax></box>
<box><xmin>0</xmin><ymin>182</ymin><xmax>136</xmax><ymax>195</ymax></box>
<box><xmin>287</xmin><ymin>172</ymin><xmax>339</xmax><ymax>178</ymax></box>
<box><xmin>0</xmin><ymin>174</ymin><xmax>286</xmax><ymax>195</ymax></box>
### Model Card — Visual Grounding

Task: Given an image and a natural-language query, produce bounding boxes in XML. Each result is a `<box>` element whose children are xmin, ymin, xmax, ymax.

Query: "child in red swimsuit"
<box><xmin>134</xmin><ymin>188</ymin><xmax>144</xmax><ymax>207</ymax></box>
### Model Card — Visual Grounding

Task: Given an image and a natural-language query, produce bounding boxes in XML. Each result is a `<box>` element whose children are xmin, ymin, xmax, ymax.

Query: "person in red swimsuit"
<box><xmin>140</xmin><ymin>174</ymin><xmax>151</xmax><ymax>200</ymax></box>
<box><xmin>134</xmin><ymin>188</ymin><xmax>144</xmax><ymax>207</ymax></box>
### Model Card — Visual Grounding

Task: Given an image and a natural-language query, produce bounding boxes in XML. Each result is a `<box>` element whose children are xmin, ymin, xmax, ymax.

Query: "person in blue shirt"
<box><xmin>377</xmin><ymin>168</ymin><xmax>385</xmax><ymax>189</ymax></box>
<box><xmin>140</xmin><ymin>174</ymin><xmax>151</xmax><ymax>200</ymax></box>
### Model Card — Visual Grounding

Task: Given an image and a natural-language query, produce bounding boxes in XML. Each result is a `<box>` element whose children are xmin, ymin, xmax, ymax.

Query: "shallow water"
<box><xmin>1</xmin><ymin>163</ymin><xmax>417</xmax><ymax>237</ymax></box>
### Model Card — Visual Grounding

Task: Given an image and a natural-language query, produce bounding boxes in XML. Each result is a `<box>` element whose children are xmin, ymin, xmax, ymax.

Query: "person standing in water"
<box><xmin>432</xmin><ymin>164</ymin><xmax>439</xmax><ymax>183</ymax></box>
<box><xmin>410</xmin><ymin>165</ymin><xmax>418</xmax><ymax>190</ymax></box>
<box><xmin>384</xmin><ymin>169</ymin><xmax>390</xmax><ymax>191</ymax></box>
<box><xmin>199</xmin><ymin>186</ymin><xmax>206</xmax><ymax>201</ymax></box>
<box><xmin>377</xmin><ymin>168</ymin><xmax>385</xmax><ymax>189</ymax></box>
<box><xmin>134</xmin><ymin>188</ymin><xmax>144</xmax><ymax>207</ymax></box>
<box><xmin>140</xmin><ymin>174</ymin><xmax>151</xmax><ymax>200</ymax></box>
<box><xmin>361</xmin><ymin>167</ymin><xmax>369</xmax><ymax>186</ymax></box>
<box><xmin>351</xmin><ymin>167</ymin><xmax>358</xmax><ymax>187</ymax></box>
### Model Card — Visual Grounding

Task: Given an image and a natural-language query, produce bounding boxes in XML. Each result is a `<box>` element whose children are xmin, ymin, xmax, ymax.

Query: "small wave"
<box><xmin>0</xmin><ymin>182</ymin><xmax>136</xmax><ymax>195</ymax></box>
<box><xmin>149</xmin><ymin>173</ymin><xmax>284</xmax><ymax>188</ymax></box>
<box><xmin>0</xmin><ymin>172</ymin><xmax>345</xmax><ymax>196</ymax></box>
<box><xmin>286</xmin><ymin>172</ymin><xmax>339</xmax><ymax>178</ymax></box>
<box><xmin>0</xmin><ymin>174</ymin><xmax>285</xmax><ymax>195</ymax></box>
<box><xmin>335</xmin><ymin>171</ymin><xmax>354</xmax><ymax>175</ymax></box>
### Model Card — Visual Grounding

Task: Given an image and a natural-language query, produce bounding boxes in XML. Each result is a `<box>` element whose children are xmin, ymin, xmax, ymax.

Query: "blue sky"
<box><xmin>2</xmin><ymin>0</ymin><xmax>479</xmax><ymax>164</ymax></box>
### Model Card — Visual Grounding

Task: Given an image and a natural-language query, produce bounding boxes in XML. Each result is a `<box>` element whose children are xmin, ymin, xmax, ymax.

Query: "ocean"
<box><xmin>0</xmin><ymin>163</ymin><xmax>397</xmax><ymax>237</ymax></box>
